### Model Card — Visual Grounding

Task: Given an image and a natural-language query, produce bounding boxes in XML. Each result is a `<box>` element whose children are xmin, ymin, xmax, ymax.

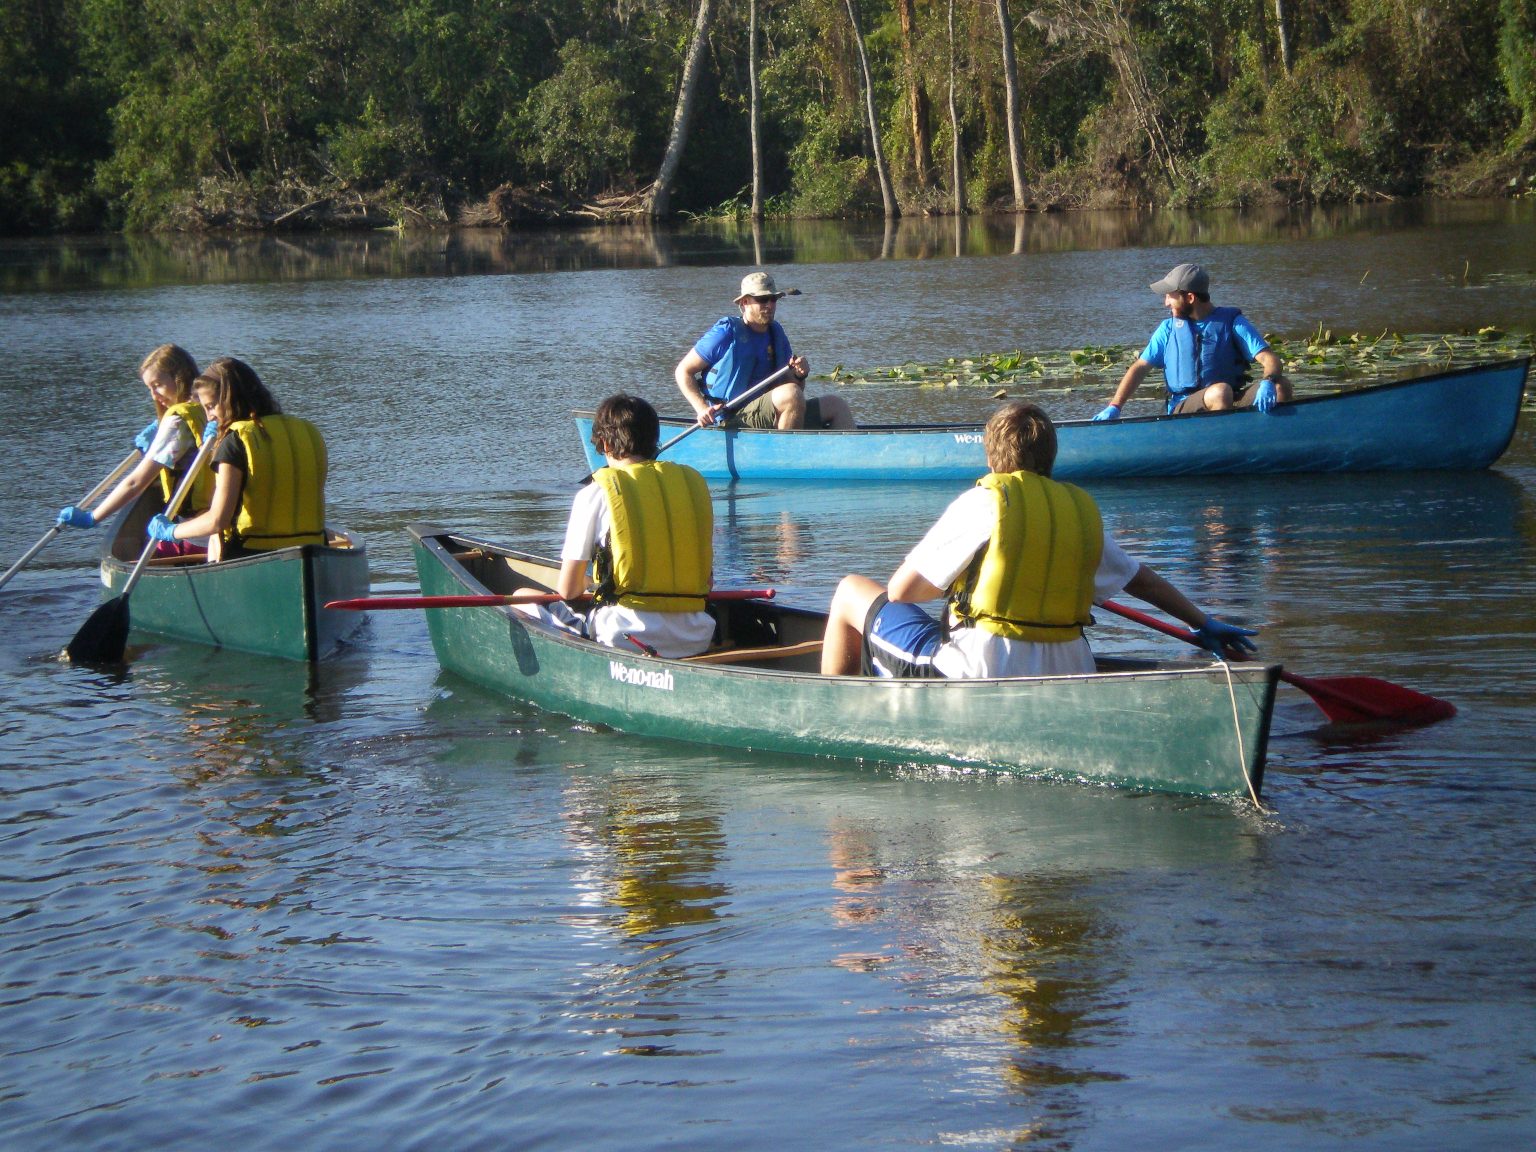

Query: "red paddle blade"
<box><xmin>1282</xmin><ymin>670</ymin><xmax>1456</xmax><ymax>725</ymax></box>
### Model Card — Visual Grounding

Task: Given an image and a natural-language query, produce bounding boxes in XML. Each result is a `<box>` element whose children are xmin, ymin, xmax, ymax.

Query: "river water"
<box><xmin>2</xmin><ymin>202</ymin><xmax>1534</xmax><ymax>1150</ymax></box>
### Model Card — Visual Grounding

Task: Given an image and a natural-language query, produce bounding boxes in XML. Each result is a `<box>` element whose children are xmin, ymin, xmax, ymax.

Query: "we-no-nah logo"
<box><xmin>609</xmin><ymin>661</ymin><xmax>675</xmax><ymax>691</ymax></box>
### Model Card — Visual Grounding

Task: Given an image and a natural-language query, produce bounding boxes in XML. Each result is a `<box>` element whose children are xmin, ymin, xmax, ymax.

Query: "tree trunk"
<box><xmin>1273</xmin><ymin>0</ymin><xmax>1293</xmax><ymax>74</ymax></box>
<box><xmin>650</xmin><ymin>0</ymin><xmax>716</xmax><ymax>219</ymax></box>
<box><xmin>897</xmin><ymin>0</ymin><xmax>935</xmax><ymax>190</ymax></box>
<box><xmin>750</xmin><ymin>0</ymin><xmax>764</xmax><ymax>219</ymax></box>
<box><xmin>844</xmin><ymin>0</ymin><xmax>900</xmax><ymax>218</ymax></box>
<box><xmin>948</xmin><ymin>0</ymin><xmax>966</xmax><ymax>215</ymax></box>
<box><xmin>995</xmin><ymin>0</ymin><xmax>1027</xmax><ymax>208</ymax></box>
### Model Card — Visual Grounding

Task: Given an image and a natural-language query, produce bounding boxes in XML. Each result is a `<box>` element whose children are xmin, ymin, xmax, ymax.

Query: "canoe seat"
<box><xmin>686</xmin><ymin>639</ymin><xmax>823</xmax><ymax>665</ymax></box>
<box><xmin>145</xmin><ymin>552</ymin><xmax>209</xmax><ymax>567</ymax></box>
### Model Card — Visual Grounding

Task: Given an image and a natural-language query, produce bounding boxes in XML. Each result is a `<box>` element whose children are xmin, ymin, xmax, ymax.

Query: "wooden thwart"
<box><xmin>686</xmin><ymin>639</ymin><xmax>823</xmax><ymax>665</ymax></box>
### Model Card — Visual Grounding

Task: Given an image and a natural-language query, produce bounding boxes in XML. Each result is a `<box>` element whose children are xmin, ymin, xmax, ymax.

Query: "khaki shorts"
<box><xmin>734</xmin><ymin>392</ymin><xmax>827</xmax><ymax>429</ymax></box>
<box><xmin>1172</xmin><ymin>383</ymin><xmax>1262</xmax><ymax>415</ymax></box>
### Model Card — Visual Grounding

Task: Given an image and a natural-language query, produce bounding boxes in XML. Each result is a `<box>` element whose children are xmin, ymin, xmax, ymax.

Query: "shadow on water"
<box><xmin>110</xmin><ymin>633</ymin><xmax>375</xmax><ymax>733</ymax></box>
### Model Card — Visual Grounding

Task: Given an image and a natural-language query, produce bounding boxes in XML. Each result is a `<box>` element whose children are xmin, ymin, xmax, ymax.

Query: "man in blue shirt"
<box><xmin>674</xmin><ymin>272</ymin><xmax>854</xmax><ymax>430</ymax></box>
<box><xmin>1094</xmin><ymin>263</ymin><xmax>1293</xmax><ymax>421</ymax></box>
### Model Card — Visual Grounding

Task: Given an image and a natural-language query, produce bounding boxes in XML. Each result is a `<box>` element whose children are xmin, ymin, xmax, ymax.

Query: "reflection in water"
<box><xmin>561</xmin><ymin>774</ymin><xmax>729</xmax><ymax>938</ymax></box>
<box><xmin>819</xmin><ymin>809</ymin><xmax>1152</xmax><ymax>1146</ymax></box>
<box><xmin>4</xmin><ymin>199</ymin><xmax>1527</xmax><ymax>291</ymax></box>
<box><xmin>976</xmin><ymin>873</ymin><xmax>1128</xmax><ymax>1149</ymax></box>
<box><xmin>560</xmin><ymin>772</ymin><xmax>730</xmax><ymax>1056</ymax></box>
<box><xmin>979</xmin><ymin>874</ymin><xmax>1125</xmax><ymax>1080</ymax></box>
<box><xmin>826</xmin><ymin>820</ymin><xmax>892</xmax><ymax>972</ymax></box>
<box><xmin>717</xmin><ymin>487</ymin><xmax>811</xmax><ymax>588</ymax></box>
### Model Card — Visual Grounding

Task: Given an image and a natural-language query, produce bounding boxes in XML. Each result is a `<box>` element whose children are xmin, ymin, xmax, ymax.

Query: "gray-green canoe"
<box><xmin>97</xmin><ymin>487</ymin><xmax>369</xmax><ymax>662</ymax></box>
<box><xmin>410</xmin><ymin>524</ymin><xmax>1278</xmax><ymax>798</ymax></box>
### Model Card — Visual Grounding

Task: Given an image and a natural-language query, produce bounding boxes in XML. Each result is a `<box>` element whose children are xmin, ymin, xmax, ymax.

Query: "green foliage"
<box><xmin>3</xmin><ymin>0</ymin><xmax>1534</xmax><ymax>231</ymax></box>
<box><xmin>759</xmin><ymin>2</ymin><xmax>879</xmax><ymax>217</ymax></box>
<box><xmin>0</xmin><ymin>0</ymin><xmax>111</xmax><ymax>232</ymax></box>
<box><xmin>785</xmin><ymin>103</ymin><xmax>874</xmax><ymax>217</ymax></box>
<box><xmin>321</xmin><ymin>95</ymin><xmax>430</xmax><ymax>190</ymax></box>
<box><xmin>516</xmin><ymin>40</ymin><xmax>638</xmax><ymax>196</ymax></box>
<box><xmin>1501</xmin><ymin>0</ymin><xmax>1536</xmax><ymax>132</ymax></box>
<box><xmin>1203</xmin><ymin>48</ymin><xmax>1397</xmax><ymax>202</ymax></box>
<box><xmin>849</xmin><ymin>330</ymin><xmax>1536</xmax><ymax>394</ymax></box>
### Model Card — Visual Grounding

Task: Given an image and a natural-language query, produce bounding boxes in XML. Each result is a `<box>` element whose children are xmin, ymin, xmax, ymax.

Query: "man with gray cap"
<box><xmin>674</xmin><ymin>271</ymin><xmax>854</xmax><ymax>431</ymax></box>
<box><xmin>1093</xmin><ymin>263</ymin><xmax>1292</xmax><ymax>421</ymax></box>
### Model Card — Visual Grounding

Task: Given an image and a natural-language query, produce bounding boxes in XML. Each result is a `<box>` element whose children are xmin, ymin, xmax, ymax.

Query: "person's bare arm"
<box><xmin>167</xmin><ymin>462</ymin><xmax>240</xmax><ymax>540</ymax></box>
<box><xmin>557</xmin><ymin>558</ymin><xmax>589</xmax><ymax>601</ymax></box>
<box><xmin>675</xmin><ymin>350</ymin><xmax>717</xmax><ymax>424</ymax></box>
<box><xmin>888</xmin><ymin>561</ymin><xmax>945</xmax><ymax>604</ymax></box>
<box><xmin>1119</xmin><ymin>564</ymin><xmax>1206</xmax><ymax>631</ymax></box>
<box><xmin>1106</xmin><ymin>359</ymin><xmax>1151</xmax><ymax>409</ymax></box>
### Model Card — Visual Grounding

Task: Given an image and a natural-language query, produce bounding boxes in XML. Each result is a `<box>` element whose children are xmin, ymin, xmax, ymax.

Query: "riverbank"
<box><xmin>65</xmin><ymin>156</ymin><xmax>1536</xmax><ymax>235</ymax></box>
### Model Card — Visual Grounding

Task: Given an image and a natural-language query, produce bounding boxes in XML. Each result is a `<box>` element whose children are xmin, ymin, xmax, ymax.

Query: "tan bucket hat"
<box><xmin>735</xmin><ymin>271</ymin><xmax>788</xmax><ymax>302</ymax></box>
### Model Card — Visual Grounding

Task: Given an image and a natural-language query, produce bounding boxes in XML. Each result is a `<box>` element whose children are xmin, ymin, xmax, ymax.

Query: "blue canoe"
<box><xmin>575</xmin><ymin>357</ymin><xmax>1528</xmax><ymax>481</ymax></box>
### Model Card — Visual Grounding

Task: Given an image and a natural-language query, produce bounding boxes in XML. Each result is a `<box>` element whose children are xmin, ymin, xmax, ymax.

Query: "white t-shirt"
<box><xmin>560</xmin><ymin>482</ymin><xmax>716</xmax><ymax>659</ymax></box>
<box><xmin>903</xmin><ymin>485</ymin><xmax>1141</xmax><ymax>678</ymax></box>
<box><xmin>148</xmin><ymin>412</ymin><xmax>197</xmax><ymax>470</ymax></box>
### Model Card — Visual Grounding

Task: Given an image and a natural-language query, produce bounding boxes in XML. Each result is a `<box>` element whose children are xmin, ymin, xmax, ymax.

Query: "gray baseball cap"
<box><xmin>1150</xmin><ymin>263</ymin><xmax>1209</xmax><ymax>294</ymax></box>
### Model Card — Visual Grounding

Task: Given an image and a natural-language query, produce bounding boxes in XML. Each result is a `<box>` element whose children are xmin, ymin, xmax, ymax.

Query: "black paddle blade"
<box><xmin>65</xmin><ymin>595</ymin><xmax>130</xmax><ymax>665</ymax></box>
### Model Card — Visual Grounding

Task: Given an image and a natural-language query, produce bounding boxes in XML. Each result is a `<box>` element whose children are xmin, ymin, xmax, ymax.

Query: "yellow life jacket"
<box><xmin>223</xmin><ymin>414</ymin><xmax>328</xmax><ymax>552</ymax></box>
<box><xmin>592</xmin><ymin>461</ymin><xmax>713</xmax><ymax>612</ymax></box>
<box><xmin>156</xmin><ymin>400</ymin><xmax>214</xmax><ymax>511</ymax></box>
<box><xmin>949</xmin><ymin>471</ymin><xmax>1104</xmax><ymax>642</ymax></box>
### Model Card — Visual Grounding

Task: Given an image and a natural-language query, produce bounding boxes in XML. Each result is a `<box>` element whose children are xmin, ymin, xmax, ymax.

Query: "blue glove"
<box><xmin>202</xmin><ymin>419</ymin><xmax>218</xmax><ymax>443</ymax></box>
<box><xmin>1193</xmin><ymin>615</ymin><xmax>1258</xmax><ymax>658</ymax></box>
<box><xmin>56</xmin><ymin>505</ymin><xmax>96</xmax><ymax>529</ymax></box>
<box><xmin>134</xmin><ymin>418</ymin><xmax>160</xmax><ymax>453</ymax></box>
<box><xmin>146</xmin><ymin>514</ymin><xmax>179</xmax><ymax>544</ymax></box>
<box><xmin>1092</xmin><ymin>404</ymin><xmax>1122</xmax><ymax>422</ymax></box>
<box><xmin>1253</xmin><ymin>378</ymin><xmax>1278</xmax><ymax>414</ymax></box>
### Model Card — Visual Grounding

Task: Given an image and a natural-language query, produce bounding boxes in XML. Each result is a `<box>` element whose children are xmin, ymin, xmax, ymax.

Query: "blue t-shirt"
<box><xmin>1141</xmin><ymin>307</ymin><xmax>1269</xmax><ymax>408</ymax></box>
<box><xmin>694</xmin><ymin>317</ymin><xmax>792</xmax><ymax>402</ymax></box>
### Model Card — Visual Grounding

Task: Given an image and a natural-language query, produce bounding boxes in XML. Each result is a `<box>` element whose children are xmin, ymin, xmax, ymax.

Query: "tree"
<box><xmin>843</xmin><ymin>0</ymin><xmax>900</xmax><ymax>217</ymax></box>
<box><xmin>750</xmin><ymin>0</ymin><xmax>765</xmax><ymax>218</ymax></box>
<box><xmin>651</xmin><ymin>0</ymin><xmax>716</xmax><ymax>217</ymax></box>
<box><xmin>948</xmin><ymin>0</ymin><xmax>966</xmax><ymax>214</ymax></box>
<box><xmin>520</xmin><ymin>41</ymin><xmax>636</xmax><ymax>196</ymax></box>
<box><xmin>995</xmin><ymin>0</ymin><xmax>1027</xmax><ymax>206</ymax></box>
<box><xmin>1273</xmin><ymin>0</ymin><xmax>1294</xmax><ymax>74</ymax></box>
<box><xmin>896</xmin><ymin>0</ymin><xmax>936</xmax><ymax>190</ymax></box>
<box><xmin>1025</xmin><ymin>0</ymin><xmax>1183</xmax><ymax>187</ymax></box>
<box><xmin>1499</xmin><ymin>0</ymin><xmax>1536</xmax><ymax>134</ymax></box>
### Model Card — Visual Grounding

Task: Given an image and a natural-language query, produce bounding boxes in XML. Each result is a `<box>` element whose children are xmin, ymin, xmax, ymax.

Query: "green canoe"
<box><xmin>409</xmin><ymin>524</ymin><xmax>1278</xmax><ymax>799</ymax></box>
<box><xmin>97</xmin><ymin>487</ymin><xmax>369</xmax><ymax>662</ymax></box>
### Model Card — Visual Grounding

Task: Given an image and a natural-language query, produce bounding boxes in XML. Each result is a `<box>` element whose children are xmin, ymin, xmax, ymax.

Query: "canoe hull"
<box><xmin>100</xmin><ymin>492</ymin><xmax>369</xmax><ymax>662</ymax></box>
<box><xmin>576</xmin><ymin>358</ymin><xmax>1529</xmax><ymax>481</ymax></box>
<box><xmin>410</xmin><ymin>525</ymin><xmax>1277</xmax><ymax>798</ymax></box>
